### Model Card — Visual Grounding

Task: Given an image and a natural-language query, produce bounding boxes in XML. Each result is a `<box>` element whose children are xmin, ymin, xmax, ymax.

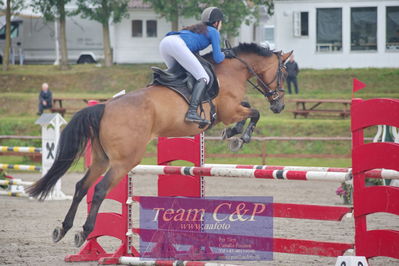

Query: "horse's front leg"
<box><xmin>221</xmin><ymin>102</ymin><xmax>251</xmax><ymax>139</ymax></box>
<box><xmin>240</xmin><ymin>108</ymin><xmax>260</xmax><ymax>144</ymax></box>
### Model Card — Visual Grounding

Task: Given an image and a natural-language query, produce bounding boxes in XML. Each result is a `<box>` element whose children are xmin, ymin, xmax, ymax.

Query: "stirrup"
<box><xmin>185</xmin><ymin>112</ymin><xmax>210</xmax><ymax>125</ymax></box>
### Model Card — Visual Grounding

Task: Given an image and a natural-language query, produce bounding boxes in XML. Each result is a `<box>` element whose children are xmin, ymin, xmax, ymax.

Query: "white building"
<box><xmin>110</xmin><ymin>0</ymin><xmax>268</xmax><ymax>64</ymax></box>
<box><xmin>3</xmin><ymin>0</ymin><xmax>397</xmax><ymax>68</ymax></box>
<box><xmin>110</xmin><ymin>1</ymin><xmax>196</xmax><ymax>64</ymax></box>
<box><xmin>111</xmin><ymin>0</ymin><xmax>399</xmax><ymax>68</ymax></box>
<box><xmin>273</xmin><ymin>0</ymin><xmax>399</xmax><ymax>68</ymax></box>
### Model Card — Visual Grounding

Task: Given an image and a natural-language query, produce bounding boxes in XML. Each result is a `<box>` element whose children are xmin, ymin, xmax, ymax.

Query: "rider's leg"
<box><xmin>159</xmin><ymin>36</ymin><xmax>178</xmax><ymax>70</ymax></box>
<box><xmin>185</xmin><ymin>78</ymin><xmax>210</xmax><ymax>124</ymax></box>
<box><xmin>161</xmin><ymin>35</ymin><xmax>211</xmax><ymax>125</ymax></box>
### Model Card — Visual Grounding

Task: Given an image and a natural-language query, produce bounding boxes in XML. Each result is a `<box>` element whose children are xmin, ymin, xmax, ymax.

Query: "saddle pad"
<box><xmin>150</xmin><ymin>56</ymin><xmax>219</xmax><ymax>104</ymax></box>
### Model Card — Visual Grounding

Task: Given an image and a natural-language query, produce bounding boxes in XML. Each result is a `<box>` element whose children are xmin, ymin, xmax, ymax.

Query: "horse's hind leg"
<box><xmin>53</xmin><ymin>141</ymin><xmax>109</xmax><ymax>243</ymax></box>
<box><xmin>74</xmin><ymin>158</ymin><xmax>139</xmax><ymax>247</ymax></box>
<box><xmin>222</xmin><ymin>102</ymin><xmax>251</xmax><ymax>139</ymax></box>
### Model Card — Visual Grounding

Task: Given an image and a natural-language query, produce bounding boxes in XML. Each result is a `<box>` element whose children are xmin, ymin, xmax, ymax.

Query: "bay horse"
<box><xmin>27</xmin><ymin>43</ymin><xmax>292</xmax><ymax>247</ymax></box>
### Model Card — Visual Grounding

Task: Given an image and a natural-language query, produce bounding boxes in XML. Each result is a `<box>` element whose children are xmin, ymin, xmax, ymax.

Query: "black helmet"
<box><xmin>201</xmin><ymin>7</ymin><xmax>224</xmax><ymax>25</ymax></box>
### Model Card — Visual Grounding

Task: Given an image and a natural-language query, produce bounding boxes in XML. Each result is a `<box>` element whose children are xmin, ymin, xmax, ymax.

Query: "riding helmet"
<box><xmin>201</xmin><ymin>7</ymin><xmax>224</xmax><ymax>25</ymax></box>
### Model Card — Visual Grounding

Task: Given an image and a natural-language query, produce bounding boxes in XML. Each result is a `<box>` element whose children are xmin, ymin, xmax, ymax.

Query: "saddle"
<box><xmin>150</xmin><ymin>56</ymin><xmax>219</xmax><ymax>128</ymax></box>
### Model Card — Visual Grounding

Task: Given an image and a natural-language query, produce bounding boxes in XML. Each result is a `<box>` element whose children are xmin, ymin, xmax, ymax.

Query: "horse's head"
<box><xmin>258</xmin><ymin>50</ymin><xmax>292</xmax><ymax>113</ymax></box>
<box><xmin>231</xmin><ymin>43</ymin><xmax>292</xmax><ymax>114</ymax></box>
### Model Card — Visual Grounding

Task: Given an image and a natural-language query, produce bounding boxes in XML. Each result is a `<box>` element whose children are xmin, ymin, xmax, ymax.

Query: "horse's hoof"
<box><xmin>74</xmin><ymin>231</ymin><xmax>86</xmax><ymax>247</ymax></box>
<box><xmin>241</xmin><ymin>134</ymin><xmax>251</xmax><ymax>144</ymax></box>
<box><xmin>221</xmin><ymin>128</ymin><xmax>233</xmax><ymax>140</ymax></box>
<box><xmin>52</xmin><ymin>226</ymin><xmax>64</xmax><ymax>243</ymax></box>
<box><xmin>229</xmin><ymin>138</ymin><xmax>244</xmax><ymax>152</ymax></box>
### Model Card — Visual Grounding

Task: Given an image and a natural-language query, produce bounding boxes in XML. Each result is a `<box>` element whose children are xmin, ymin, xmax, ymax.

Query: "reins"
<box><xmin>226</xmin><ymin>43</ymin><xmax>285</xmax><ymax>102</ymax></box>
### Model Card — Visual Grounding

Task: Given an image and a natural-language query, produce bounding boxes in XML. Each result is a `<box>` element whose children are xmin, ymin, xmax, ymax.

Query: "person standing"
<box><xmin>285</xmin><ymin>55</ymin><xmax>300</xmax><ymax>94</ymax></box>
<box><xmin>37</xmin><ymin>83</ymin><xmax>53</xmax><ymax>115</ymax></box>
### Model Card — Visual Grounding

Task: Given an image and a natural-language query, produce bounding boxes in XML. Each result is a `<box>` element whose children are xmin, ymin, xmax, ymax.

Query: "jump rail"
<box><xmin>0</xmin><ymin>179</ymin><xmax>33</xmax><ymax>186</ymax></box>
<box><xmin>204</xmin><ymin>164</ymin><xmax>399</xmax><ymax>180</ymax></box>
<box><xmin>130</xmin><ymin>165</ymin><xmax>351</xmax><ymax>182</ymax></box>
<box><xmin>0</xmin><ymin>146</ymin><xmax>42</xmax><ymax>153</ymax></box>
<box><xmin>0</xmin><ymin>163</ymin><xmax>41</xmax><ymax>171</ymax></box>
<box><xmin>0</xmin><ymin>191</ymin><xmax>29</xmax><ymax>197</ymax></box>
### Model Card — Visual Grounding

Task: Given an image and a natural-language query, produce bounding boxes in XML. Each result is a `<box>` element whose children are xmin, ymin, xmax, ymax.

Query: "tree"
<box><xmin>143</xmin><ymin>0</ymin><xmax>200</xmax><ymax>31</ymax></box>
<box><xmin>1</xmin><ymin>0</ymin><xmax>25</xmax><ymax>71</ymax></box>
<box><xmin>76</xmin><ymin>0</ymin><xmax>129</xmax><ymax>67</ymax></box>
<box><xmin>203</xmin><ymin>0</ymin><xmax>274</xmax><ymax>41</ymax></box>
<box><xmin>143</xmin><ymin>0</ymin><xmax>273</xmax><ymax>41</ymax></box>
<box><xmin>31</xmin><ymin>0</ymin><xmax>73</xmax><ymax>70</ymax></box>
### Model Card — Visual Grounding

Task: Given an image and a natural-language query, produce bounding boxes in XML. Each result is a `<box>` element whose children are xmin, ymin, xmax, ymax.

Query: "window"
<box><xmin>264</xmin><ymin>26</ymin><xmax>274</xmax><ymax>43</ymax></box>
<box><xmin>132</xmin><ymin>20</ymin><xmax>143</xmax><ymax>37</ymax></box>
<box><xmin>351</xmin><ymin>7</ymin><xmax>377</xmax><ymax>51</ymax></box>
<box><xmin>300</xmin><ymin>12</ymin><xmax>309</xmax><ymax>36</ymax></box>
<box><xmin>386</xmin><ymin>6</ymin><xmax>399</xmax><ymax>51</ymax></box>
<box><xmin>146</xmin><ymin>20</ymin><xmax>157</xmax><ymax>37</ymax></box>
<box><xmin>261</xmin><ymin>25</ymin><xmax>275</xmax><ymax>49</ymax></box>
<box><xmin>293</xmin><ymin>11</ymin><xmax>308</xmax><ymax>37</ymax></box>
<box><xmin>0</xmin><ymin>22</ymin><xmax>20</xmax><ymax>40</ymax></box>
<box><xmin>316</xmin><ymin>8</ymin><xmax>342</xmax><ymax>52</ymax></box>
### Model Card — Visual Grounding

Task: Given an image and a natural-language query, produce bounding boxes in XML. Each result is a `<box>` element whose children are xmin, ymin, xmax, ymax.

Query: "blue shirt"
<box><xmin>167</xmin><ymin>26</ymin><xmax>225</xmax><ymax>64</ymax></box>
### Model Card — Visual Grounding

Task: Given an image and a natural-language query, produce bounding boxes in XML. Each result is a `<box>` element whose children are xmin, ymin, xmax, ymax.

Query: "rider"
<box><xmin>159</xmin><ymin>7</ymin><xmax>233</xmax><ymax>125</ymax></box>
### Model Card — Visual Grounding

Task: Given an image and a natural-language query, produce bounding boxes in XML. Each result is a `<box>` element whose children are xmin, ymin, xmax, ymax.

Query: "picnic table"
<box><xmin>290</xmin><ymin>99</ymin><xmax>351</xmax><ymax>119</ymax></box>
<box><xmin>51</xmin><ymin>97</ymin><xmax>108</xmax><ymax>116</ymax></box>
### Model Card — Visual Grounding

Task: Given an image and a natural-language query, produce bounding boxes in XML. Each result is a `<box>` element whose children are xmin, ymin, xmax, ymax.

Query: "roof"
<box><xmin>128</xmin><ymin>0</ymin><xmax>151</xmax><ymax>9</ymax></box>
<box><xmin>35</xmin><ymin>113</ymin><xmax>67</xmax><ymax>126</ymax></box>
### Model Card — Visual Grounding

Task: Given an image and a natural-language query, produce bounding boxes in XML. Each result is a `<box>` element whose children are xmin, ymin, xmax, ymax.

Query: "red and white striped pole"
<box><xmin>130</xmin><ymin>165</ymin><xmax>350</xmax><ymax>182</ymax></box>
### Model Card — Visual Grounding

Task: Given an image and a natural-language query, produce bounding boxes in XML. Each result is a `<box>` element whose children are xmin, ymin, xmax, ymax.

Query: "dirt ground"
<box><xmin>0</xmin><ymin>172</ymin><xmax>398</xmax><ymax>266</ymax></box>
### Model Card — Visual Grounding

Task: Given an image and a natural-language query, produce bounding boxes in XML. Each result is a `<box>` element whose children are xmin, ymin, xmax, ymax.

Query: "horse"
<box><xmin>27</xmin><ymin>43</ymin><xmax>292</xmax><ymax>247</ymax></box>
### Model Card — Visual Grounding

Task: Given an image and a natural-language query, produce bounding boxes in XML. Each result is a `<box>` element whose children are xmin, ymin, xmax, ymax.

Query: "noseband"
<box><xmin>232</xmin><ymin>53</ymin><xmax>285</xmax><ymax>102</ymax></box>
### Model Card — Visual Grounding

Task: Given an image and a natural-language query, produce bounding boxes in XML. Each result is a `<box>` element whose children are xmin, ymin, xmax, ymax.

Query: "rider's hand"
<box><xmin>224</xmin><ymin>49</ymin><xmax>235</xmax><ymax>59</ymax></box>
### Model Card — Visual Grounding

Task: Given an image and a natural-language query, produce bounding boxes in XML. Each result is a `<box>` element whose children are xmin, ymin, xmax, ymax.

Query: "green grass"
<box><xmin>0</xmin><ymin>64</ymin><xmax>397</xmax><ymax>172</ymax></box>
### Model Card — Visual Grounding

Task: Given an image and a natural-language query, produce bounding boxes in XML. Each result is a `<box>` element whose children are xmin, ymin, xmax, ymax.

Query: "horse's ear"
<box><xmin>281</xmin><ymin>50</ymin><xmax>293</xmax><ymax>63</ymax></box>
<box><xmin>225</xmin><ymin>40</ymin><xmax>232</xmax><ymax>49</ymax></box>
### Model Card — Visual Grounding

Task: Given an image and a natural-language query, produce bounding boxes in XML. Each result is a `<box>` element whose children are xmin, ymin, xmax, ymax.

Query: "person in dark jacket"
<box><xmin>37</xmin><ymin>83</ymin><xmax>52</xmax><ymax>115</ymax></box>
<box><xmin>285</xmin><ymin>55</ymin><xmax>300</xmax><ymax>94</ymax></box>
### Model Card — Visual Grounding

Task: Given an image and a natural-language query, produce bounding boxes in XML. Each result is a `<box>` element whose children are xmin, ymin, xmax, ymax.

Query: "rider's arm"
<box><xmin>208</xmin><ymin>27</ymin><xmax>225</xmax><ymax>64</ymax></box>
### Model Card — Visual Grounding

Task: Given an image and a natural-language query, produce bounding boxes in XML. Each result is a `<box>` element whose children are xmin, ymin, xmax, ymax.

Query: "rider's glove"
<box><xmin>223</xmin><ymin>49</ymin><xmax>236</xmax><ymax>59</ymax></box>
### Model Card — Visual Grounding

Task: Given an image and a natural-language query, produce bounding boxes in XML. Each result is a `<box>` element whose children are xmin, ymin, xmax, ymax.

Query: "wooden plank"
<box><xmin>53</xmin><ymin>97</ymin><xmax>108</xmax><ymax>102</ymax></box>
<box><xmin>293</xmin><ymin>110</ymin><xmax>350</xmax><ymax>113</ymax></box>
<box><xmin>289</xmin><ymin>99</ymin><xmax>351</xmax><ymax>104</ymax></box>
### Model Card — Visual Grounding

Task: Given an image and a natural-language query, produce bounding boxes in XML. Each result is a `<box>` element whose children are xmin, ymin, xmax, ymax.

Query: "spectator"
<box><xmin>37</xmin><ymin>83</ymin><xmax>52</xmax><ymax>115</ymax></box>
<box><xmin>285</xmin><ymin>55</ymin><xmax>300</xmax><ymax>94</ymax></box>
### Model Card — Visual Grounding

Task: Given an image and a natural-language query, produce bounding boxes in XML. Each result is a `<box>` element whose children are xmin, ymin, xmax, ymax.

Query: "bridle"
<box><xmin>231</xmin><ymin>52</ymin><xmax>286</xmax><ymax>102</ymax></box>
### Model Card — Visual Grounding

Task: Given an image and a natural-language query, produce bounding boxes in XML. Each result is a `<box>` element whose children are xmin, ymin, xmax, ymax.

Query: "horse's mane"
<box><xmin>203</xmin><ymin>42</ymin><xmax>274</xmax><ymax>63</ymax></box>
<box><xmin>232</xmin><ymin>42</ymin><xmax>274</xmax><ymax>57</ymax></box>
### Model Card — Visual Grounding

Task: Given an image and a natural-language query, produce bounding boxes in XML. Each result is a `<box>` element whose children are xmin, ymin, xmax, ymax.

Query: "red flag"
<box><xmin>353</xmin><ymin>78</ymin><xmax>366</xmax><ymax>92</ymax></box>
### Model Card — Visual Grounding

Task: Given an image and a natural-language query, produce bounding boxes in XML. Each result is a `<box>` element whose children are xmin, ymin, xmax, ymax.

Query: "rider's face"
<box><xmin>217</xmin><ymin>21</ymin><xmax>222</xmax><ymax>31</ymax></box>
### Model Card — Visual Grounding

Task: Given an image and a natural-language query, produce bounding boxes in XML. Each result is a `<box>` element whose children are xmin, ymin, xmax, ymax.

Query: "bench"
<box><xmin>290</xmin><ymin>99</ymin><xmax>351</xmax><ymax>119</ymax></box>
<box><xmin>50</xmin><ymin>107</ymin><xmax>67</xmax><ymax>116</ymax></box>
<box><xmin>52</xmin><ymin>98</ymin><xmax>108</xmax><ymax>116</ymax></box>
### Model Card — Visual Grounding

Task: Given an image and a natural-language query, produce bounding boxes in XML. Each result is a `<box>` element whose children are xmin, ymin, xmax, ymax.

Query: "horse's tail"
<box><xmin>27</xmin><ymin>104</ymin><xmax>106</xmax><ymax>200</ymax></box>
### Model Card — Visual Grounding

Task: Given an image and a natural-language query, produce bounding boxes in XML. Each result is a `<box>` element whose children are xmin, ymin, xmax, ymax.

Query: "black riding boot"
<box><xmin>185</xmin><ymin>78</ymin><xmax>210</xmax><ymax>125</ymax></box>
